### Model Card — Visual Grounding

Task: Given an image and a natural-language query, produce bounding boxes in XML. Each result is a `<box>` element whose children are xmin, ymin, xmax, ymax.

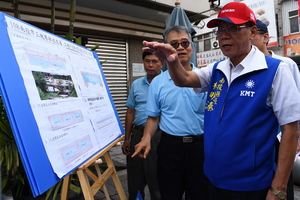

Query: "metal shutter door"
<box><xmin>86</xmin><ymin>37</ymin><xmax>128</xmax><ymax>128</ymax></box>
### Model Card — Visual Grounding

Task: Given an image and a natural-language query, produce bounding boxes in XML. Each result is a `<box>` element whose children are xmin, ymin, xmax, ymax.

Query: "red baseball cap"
<box><xmin>207</xmin><ymin>2</ymin><xmax>256</xmax><ymax>28</ymax></box>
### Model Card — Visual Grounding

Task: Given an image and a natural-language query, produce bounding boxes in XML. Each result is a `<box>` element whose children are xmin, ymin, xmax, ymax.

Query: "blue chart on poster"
<box><xmin>0</xmin><ymin>12</ymin><xmax>124</xmax><ymax>197</ymax></box>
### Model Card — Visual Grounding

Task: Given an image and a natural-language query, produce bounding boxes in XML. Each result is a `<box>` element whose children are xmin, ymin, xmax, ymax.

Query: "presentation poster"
<box><xmin>0</xmin><ymin>12</ymin><xmax>124</xmax><ymax>196</ymax></box>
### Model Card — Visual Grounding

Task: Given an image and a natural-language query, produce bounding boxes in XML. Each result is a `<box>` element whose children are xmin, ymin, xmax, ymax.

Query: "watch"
<box><xmin>270</xmin><ymin>186</ymin><xmax>287</xmax><ymax>200</ymax></box>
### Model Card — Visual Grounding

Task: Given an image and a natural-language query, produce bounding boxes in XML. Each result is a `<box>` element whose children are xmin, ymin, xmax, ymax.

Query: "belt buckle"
<box><xmin>183</xmin><ymin>136</ymin><xmax>193</xmax><ymax>143</ymax></box>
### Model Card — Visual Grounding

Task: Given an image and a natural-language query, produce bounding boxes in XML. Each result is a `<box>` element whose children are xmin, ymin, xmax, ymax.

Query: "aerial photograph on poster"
<box><xmin>32</xmin><ymin>71</ymin><xmax>78</xmax><ymax>100</ymax></box>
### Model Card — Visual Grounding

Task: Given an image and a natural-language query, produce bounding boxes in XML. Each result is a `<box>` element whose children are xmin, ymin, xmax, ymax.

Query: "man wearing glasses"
<box><xmin>132</xmin><ymin>26</ymin><xmax>208</xmax><ymax>199</ymax></box>
<box><xmin>252</xmin><ymin>19</ymin><xmax>300</xmax><ymax>91</ymax></box>
<box><xmin>139</xmin><ymin>2</ymin><xmax>300</xmax><ymax>200</ymax></box>
<box><xmin>252</xmin><ymin>19</ymin><xmax>300</xmax><ymax>200</ymax></box>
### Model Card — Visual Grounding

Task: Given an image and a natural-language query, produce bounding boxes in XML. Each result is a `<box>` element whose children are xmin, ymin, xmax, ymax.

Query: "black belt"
<box><xmin>162</xmin><ymin>131</ymin><xmax>203</xmax><ymax>143</ymax></box>
<box><xmin>132</xmin><ymin>125</ymin><xmax>144</xmax><ymax>132</ymax></box>
<box><xmin>132</xmin><ymin>125</ymin><xmax>161</xmax><ymax>132</ymax></box>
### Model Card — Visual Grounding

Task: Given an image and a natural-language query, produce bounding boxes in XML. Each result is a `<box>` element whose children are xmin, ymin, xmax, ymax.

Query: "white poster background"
<box><xmin>243</xmin><ymin>0</ymin><xmax>278</xmax><ymax>47</ymax></box>
<box><xmin>197</xmin><ymin>49</ymin><xmax>227</xmax><ymax>68</ymax></box>
<box><xmin>5</xmin><ymin>16</ymin><xmax>122</xmax><ymax>178</ymax></box>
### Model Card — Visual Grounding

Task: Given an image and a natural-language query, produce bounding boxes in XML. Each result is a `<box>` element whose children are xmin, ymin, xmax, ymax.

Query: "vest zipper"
<box><xmin>219</xmin><ymin>85</ymin><xmax>230</xmax><ymax>122</ymax></box>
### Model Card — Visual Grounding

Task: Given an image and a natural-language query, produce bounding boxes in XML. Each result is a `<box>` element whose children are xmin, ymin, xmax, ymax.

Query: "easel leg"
<box><xmin>61</xmin><ymin>175</ymin><xmax>71</xmax><ymax>200</ymax></box>
<box><xmin>77</xmin><ymin>169</ymin><xmax>94</xmax><ymax>200</ymax></box>
<box><xmin>104</xmin><ymin>152</ymin><xmax>127</xmax><ymax>200</ymax></box>
<box><xmin>60</xmin><ymin>137</ymin><xmax>127</xmax><ymax>200</ymax></box>
<box><xmin>95</xmin><ymin>162</ymin><xmax>111</xmax><ymax>200</ymax></box>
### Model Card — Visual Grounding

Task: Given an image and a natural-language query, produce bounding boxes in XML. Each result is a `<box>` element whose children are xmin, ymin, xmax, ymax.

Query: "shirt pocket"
<box><xmin>189</xmin><ymin>90</ymin><xmax>207</xmax><ymax>114</ymax></box>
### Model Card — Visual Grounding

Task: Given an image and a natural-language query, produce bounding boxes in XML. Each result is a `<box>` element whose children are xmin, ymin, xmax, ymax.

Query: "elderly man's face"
<box><xmin>216</xmin><ymin>21</ymin><xmax>256</xmax><ymax>66</ymax></box>
<box><xmin>167</xmin><ymin>30</ymin><xmax>192</xmax><ymax>66</ymax></box>
<box><xmin>252</xmin><ymin>30</ymin><xmax>269</xmax><ymax>53</ymax></box>
<box><xmin>143</xmin><ymin>54</ymin><xmax>163</xmax><ymax>77</ymax></box>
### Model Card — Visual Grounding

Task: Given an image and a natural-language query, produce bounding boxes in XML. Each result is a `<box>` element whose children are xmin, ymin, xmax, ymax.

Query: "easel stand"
<box><xmin>61</xmin><ymin>136</ymin><xmax>127</xmax><ymax>200</ymax></box>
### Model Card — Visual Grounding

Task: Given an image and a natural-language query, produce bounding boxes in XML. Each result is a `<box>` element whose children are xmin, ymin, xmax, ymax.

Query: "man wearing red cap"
<box><xmin>140</xmin><ymin>2</ymin><xmax>300</xmax><ymax>200</ymax></box>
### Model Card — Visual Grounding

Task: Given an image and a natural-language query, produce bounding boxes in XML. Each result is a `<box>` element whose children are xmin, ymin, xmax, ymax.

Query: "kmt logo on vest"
<box><xmin>240</xmin><ymin>79</ymin><xmax>255</xmax><ymax>97</ymax></box>
<box><xmin>240</xmin><ymin>90</ymin><xmax>255</xmax><ymax>97</ymax></box>
<box><xmin>245</xmin><ymin>79</ymin><xmax>255</xmax><ymax>88</ymax></box>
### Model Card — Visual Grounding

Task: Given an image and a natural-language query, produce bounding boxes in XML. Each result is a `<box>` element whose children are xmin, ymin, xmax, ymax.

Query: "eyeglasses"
<box><xmin>170</xmin><ymin>41</ymin><xmax>190</xmax><ymax>49</ymax></box>
<box><xmin>144</xmin><ymin>59</ymin><xmax>160</xmax><ymax>64</ymax></box>
<box><xmin>213</xmin><ymin>25</ymin><xmax>248</xmax><ymax>36</ymax></box>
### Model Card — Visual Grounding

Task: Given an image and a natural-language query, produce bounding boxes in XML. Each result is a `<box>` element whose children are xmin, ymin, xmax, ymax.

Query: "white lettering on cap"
<box><xmin>221</xmin><ymin>9</ymin><xmax>235</xmax><ymax>14</ymax></box>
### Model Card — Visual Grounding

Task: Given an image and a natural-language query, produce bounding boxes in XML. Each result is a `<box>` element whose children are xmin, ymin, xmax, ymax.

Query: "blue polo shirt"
<box><xmin>147</xmin><ymin>65</ymin><xmax>206</xmax><ymax>136</ymax></box>
<box><xmin>126</xmin><ymin>74</ymin><xmax>151</xmax><ymax>126</ymax></box>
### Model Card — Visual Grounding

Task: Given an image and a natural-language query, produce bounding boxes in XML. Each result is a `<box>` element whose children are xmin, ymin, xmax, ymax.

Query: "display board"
<box><xmin>0</xmin><ymin>12</ymin><xmax>124</xmax><ymax>197</ymax></box>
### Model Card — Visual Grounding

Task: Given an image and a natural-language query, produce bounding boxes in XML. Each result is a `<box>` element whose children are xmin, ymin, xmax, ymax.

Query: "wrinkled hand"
<box><xmin>121</xmin><ymin>140</ymin><xmax>130</xmax><ymax>155</ymax></box>
<box><xmin>142</xmin><ymin>40</ymin><xmax>177</xmax><ymax>62</ymax></box>
<box><xmin>131</xmin><ymin>137</ymin><xmax>151</xmax><ymax>159</ymax></box>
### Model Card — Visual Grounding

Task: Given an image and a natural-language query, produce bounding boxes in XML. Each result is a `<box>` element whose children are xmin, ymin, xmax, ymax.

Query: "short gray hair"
<box><xmin>163</xmin><ymin>26</ymin><xmax>191</xmax><ymax>43</ymax></box>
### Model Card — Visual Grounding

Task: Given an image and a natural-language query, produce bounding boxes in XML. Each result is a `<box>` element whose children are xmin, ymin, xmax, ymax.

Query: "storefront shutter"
<box><xmin>86</xmin><ymin>36</ymin><xmax>128</xmax><ymax>128</ymax></box>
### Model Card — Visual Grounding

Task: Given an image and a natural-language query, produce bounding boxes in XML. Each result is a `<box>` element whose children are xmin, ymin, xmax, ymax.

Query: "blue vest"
<box><xmin>204</xmin><ymin>56</ymin><xmax>281</xmax><ymax>191</ymax></box>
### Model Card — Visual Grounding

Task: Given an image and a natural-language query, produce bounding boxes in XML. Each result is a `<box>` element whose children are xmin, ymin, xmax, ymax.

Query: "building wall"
<box><xmin>157</xmin><ymin>0</ymin><xmax>210</xmax><ymax>13</ymax></box>
<box><xmin>128</xmin><ymin>39</ymin><xmax>145</xmax><ymax>86</ymax></box>
<box><xmin>282</xmin><ymin>0</ymin><xmax>299</xmax><ymax>36</ymax></box>
<box><xmin>0</xmin><ymin>0</ymin><xmax>166</xmax><ymax>40</ymax></box>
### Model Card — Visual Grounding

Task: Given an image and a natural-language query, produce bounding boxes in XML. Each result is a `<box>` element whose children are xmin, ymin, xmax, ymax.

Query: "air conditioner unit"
<box><xmin>211</xmin><ymin>41</ymin><xmax>219</xmax><ymax>49</ymax></box>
